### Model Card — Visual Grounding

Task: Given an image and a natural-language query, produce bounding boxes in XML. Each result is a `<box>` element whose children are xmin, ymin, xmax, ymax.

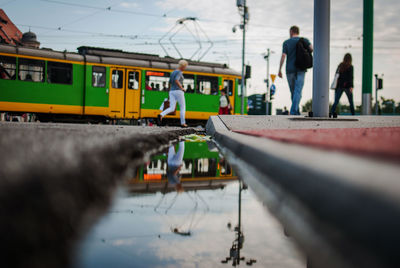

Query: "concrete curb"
<box><xmin>207</xmin><ymin>115</ymin><xmax>400</xmax><ymax>268</ymax></box>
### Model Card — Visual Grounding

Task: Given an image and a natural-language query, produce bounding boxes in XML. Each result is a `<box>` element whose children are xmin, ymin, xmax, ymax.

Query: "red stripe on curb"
<box><xmin>235</xmin><ymin>127</ymin><xmax>400</xmax><ymax>161</ymax></box>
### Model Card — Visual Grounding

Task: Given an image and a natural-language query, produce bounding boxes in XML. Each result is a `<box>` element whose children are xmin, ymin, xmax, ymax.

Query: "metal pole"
<box><xmin>362</xmin><ymin>0</ymin><xmax>374</xmax><ymax>115</ymax></box>
<box><xmin>240</xmin><ymin>2</ymin><xmax>246</xmax><ymax>115</ymax></box>
<box><xmin>375</xmin><ymin>74</ymin><xmax>378</xmax><ymax>115</ymax></box>
<box><xmin>266</xmin><ymin>49</ymin><xmax>270</xmax><ymax>115</ymax></box>
<box><xmin>237</xmin><ymin>180</ymin><xmax>242</xmax><ymax>264</ymax></box>
<box><xmin>312</xmin><ymin>0</ymin><xmax>330</xmax><ymax>117</ymax></box>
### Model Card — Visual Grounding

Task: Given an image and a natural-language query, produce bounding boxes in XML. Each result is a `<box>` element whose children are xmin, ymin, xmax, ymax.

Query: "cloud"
<box><xmin>153</xmin><ymin>0</ymin><xmax>400</xmax><ymax>112</ymax></box>
<box><xmin>33</xmin><ymin>0</ymin><xmax>400</xmax><ymax>112</ymax></box>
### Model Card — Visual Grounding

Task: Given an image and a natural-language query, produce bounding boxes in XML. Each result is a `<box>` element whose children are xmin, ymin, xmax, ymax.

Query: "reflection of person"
<box><xmin>0</xmin><ymin>64</ymin><xmax>11</xmax><ymax>79</ymax></box>
<box><xmin>25</xmin><ymin>74</ymin><xmax>33</xmax><ymax>81</ymax></box>
<box><xmin>162</xmin><ymin>81</ymin><xmax>168</xmax><ymax>91</ymax></box>
<box><xmin>158</xmin><ymin>60</ymin><xmax>189</xmax><ymax>128</ymax></box>
<box><xmin>219</xmin><ymin>89</ymin><xmax>231</xmax><ymax>115</ymax></box>
<box><xmin>278</xmin><ymin>25</ymin><xmax>313</xmax><ymax>115</ymax></box>
<box><xmin>167</xmin><ymin>141</ymin><xmax>185</xmax><ymax>192</ymax></box>
<box><xmin>145</xmin><ymin>82</ymin><xmax>152</xmax><ymax>90</ymax></box>
<box><xmin>330</xmin><ymin>53</ymin><xmax>355</xmax><ymax>116</ymax></box>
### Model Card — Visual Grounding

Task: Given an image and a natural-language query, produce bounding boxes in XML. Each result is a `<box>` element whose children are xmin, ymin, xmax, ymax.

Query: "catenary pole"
<box><xmin>240</xmin><ymin>1</ymin><xmax>246</xmax><ymax>115</ymax></box>
<box><xmin>312</xmin><ymin>0</ymin><xmax>330</xmax><ymax>117</ymax></box>
<box><xmin>362</xmin><ymin>0</ymin><xmax>374</xmax><ymax>115</ymax></box>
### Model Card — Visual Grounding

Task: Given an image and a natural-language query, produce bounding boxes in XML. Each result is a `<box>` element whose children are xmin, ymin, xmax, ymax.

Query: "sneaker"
<box><xmin>180</xmin><ymin>124</ymin><xmax>188</xmax><ymax>128</ymax></box>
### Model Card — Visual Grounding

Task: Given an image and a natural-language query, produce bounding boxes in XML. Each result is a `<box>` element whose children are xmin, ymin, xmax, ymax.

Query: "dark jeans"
<box><xmin>331</xmin><ymin>88</ymin><xmax>355</xmax><ymax>115</ymax></box>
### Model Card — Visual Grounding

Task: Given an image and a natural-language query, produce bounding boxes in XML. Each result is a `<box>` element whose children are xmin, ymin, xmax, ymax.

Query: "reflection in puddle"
<box><xmin>76</xmin><ymin>139</ymin><xmax>305</xmax><ymax>267</ymax></box>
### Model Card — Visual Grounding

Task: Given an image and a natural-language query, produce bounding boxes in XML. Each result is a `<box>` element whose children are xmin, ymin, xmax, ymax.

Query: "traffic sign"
<box><xmin>270</xmin><ymin>74</ymin><xmax>276</xmax><ymax>83</ymax></box>
<box><xmin>270</xmin><ymin>84</ymin><xmax>276</xmax><ymax>96</ymax></box>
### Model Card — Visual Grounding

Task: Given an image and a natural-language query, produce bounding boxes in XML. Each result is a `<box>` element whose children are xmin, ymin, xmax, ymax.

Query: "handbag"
<box><xmin>330</xmin><ymin>68</ymin><xmax>340</xmax><ymax>90</ymax></box>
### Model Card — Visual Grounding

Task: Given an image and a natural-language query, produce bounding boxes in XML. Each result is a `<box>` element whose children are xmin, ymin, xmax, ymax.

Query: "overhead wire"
<box><xmin>17</xmin><ymin>0</ymin><xmax>400</xmax><ymax>46</ymax></box>
<box><xmin>40</xmin><ymin>0</ymin><xmax>168</xmax><ymax>18</ymax></box>
<box><xmin>14</xmin><ymin>1</ymin><xmax>400</xmax><ymax>56</ymax></box>
<box><xmin>37</xmin><ymin>0</ymin><xmax>295</xmax><ymax>32</ymax></box>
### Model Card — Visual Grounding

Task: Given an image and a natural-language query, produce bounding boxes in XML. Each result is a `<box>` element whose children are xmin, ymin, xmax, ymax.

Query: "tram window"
<box><xmin>0</xmin><ymin>56</ymin><xmax>16</xmax><ymax>80</ymax></box>
<box><xmin>145</xmin><ymin>71</ymin><xmax>170</xmax><ymax>91</ymax></box>
<box><xmin>18</xmin><ymin>58</ymin><xmax>45</xmax><ymax>82</ymax></box>
<box><xmin>194</xmin><ymin>158</ymin><xmax>217</xmax><ymax>177</ymax></box>
<box><xmin>128</xmin><ymin>71</ymin><xmax>139</xmax><ymax>90</ymax></box>
<box><xmin>223</xmin><ymin>79</ymin><xmax>234</xmax><ymax>96</ymax></box>
<box><xmin>92</xmin><ymin>66</ymin><xmax>106</xmax><ymax>88</ymax></box>
<box><xmin>183</xmin><ymin>74</ymin><xmax>195</xmax><ymax>93</ymax></box>
<box><xmin>182</xmin><ymin>159</ymin><xmax>193</xmax><ymax>178</ymax></box>
<box><xmin>197</xmin><ymin>75</ymin><xmax>218</xmax><ymax>95</ymax></box>
<box><xmin>111</xmin><ymin>70</ymin><xmax>123</xmax><ymax>89</ymax></box>
<box><xmin>47</xmin><ymin>61</ymin><xmax>73</xmax><ymax>85</ymax></box>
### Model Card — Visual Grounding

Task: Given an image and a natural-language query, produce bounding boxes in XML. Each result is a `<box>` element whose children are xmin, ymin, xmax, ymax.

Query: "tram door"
<box><xmin>109</xmin><ymin>68</ymin><xmax>125</xmax><ymax>118</ymax></box>
<box><xmin>223</xmin><ymin>78</ymin><xmax>235</xmax><ymax>111</ymax></box>
<box><xmin>124</xmin><ymin>69</ymin><xmax>141</xmax><ymax>119</ymax></box>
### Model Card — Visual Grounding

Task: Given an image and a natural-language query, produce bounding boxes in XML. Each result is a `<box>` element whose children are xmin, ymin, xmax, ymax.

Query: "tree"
<box><xmin>380</xmin><ymin>96</ymin><xmax>397</xmax><ymax>115</ymax></box>
<box><xmin>302</xmin><ymin>99</ymin><xmax>362</xmax><ymax>115</ymax></box>
<box><xmin>302</xmin><ymin>99</ymin><xmax>312</xmax><ymax>113</ymax></box>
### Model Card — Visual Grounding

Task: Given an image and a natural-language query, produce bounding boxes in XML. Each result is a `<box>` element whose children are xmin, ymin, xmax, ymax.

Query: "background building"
<box><xmin>0</xmin><ymin>9</ymin><xmax>22</xmax><ymax>46</ymax></box>
<box><xmin>0</xmin><ymin>9</ymin><xmax>40</xmax><ymax>48</ymax></box>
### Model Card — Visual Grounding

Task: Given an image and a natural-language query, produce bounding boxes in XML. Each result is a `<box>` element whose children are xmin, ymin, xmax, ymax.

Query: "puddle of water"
<box><xmin>75</xmin><ymin>138</ymin><xmax>305</xmax><ymax>267</ymax></box>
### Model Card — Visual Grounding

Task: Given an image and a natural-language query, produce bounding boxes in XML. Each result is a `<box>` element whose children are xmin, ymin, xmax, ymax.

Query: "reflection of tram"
<box><xmin>0</xmin><ymin>44</ymin><xmax>244</xmax><ymax>123</ymax></box>
<box><xmin>128</xmin><ymin>141</ymin><xmax>237</xmax><ymax>193</ymax></box>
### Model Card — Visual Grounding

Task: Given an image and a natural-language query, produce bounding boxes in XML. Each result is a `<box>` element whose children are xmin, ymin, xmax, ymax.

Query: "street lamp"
<box><xmin>221</xmin><ymin>181</ymin><xmax>256</xmax><ymax>266</ymax></box>
<box><xmin>234</xmin><ymin>0</ymin><xmax>249</xmax><ymax>115</ymax></box>
<box><xmin>262</xmin><ymin>49</ymin><xmax>274</xmax><ymax>115</ymax></box>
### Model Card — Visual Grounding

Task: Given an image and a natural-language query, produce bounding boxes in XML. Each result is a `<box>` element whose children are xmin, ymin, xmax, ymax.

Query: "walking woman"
<box><xmin>331</xmin><ymin>53</ymin><xmax>355</xmax><ymax>116</ymax></box>
<box><xmin>158</xmin><ymin>60</ymin><xmax>188</xmax><ymax>127</ymax></box>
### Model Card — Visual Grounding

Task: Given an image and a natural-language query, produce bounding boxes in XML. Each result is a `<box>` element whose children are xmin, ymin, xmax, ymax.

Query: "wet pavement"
<box><xmin>0</xmin><ymin>122</ymin><xmax>197</xmax><ymax>268</ymax></box>
<box><xmin>75</xmin><ymin>139</ymin><xmax>305</xmax><ymax>268</ymax></box>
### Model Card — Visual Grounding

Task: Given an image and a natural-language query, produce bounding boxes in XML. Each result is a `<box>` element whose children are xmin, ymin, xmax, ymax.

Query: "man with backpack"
<box><xmin>278</xmin><ymin>26</ymin><xmax>313</xmax><ymax>115</ymax></box>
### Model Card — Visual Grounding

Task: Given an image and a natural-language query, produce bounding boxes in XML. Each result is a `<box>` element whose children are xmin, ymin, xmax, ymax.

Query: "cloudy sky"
<box><xmin>2</xmin><ymin>0</ymin><xmax>399</xmax><ymax>112</ymax></box>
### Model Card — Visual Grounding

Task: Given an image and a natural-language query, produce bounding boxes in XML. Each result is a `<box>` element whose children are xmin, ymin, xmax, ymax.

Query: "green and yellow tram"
<box><xmin>0</xmin><ymin>44</ymin><xmax>245</xmax><ymax>123</ymax></box>
<box><xmin>129</xmin><ymin>140</ymin><xmax>237</xmax><ymax>193</ymax></box>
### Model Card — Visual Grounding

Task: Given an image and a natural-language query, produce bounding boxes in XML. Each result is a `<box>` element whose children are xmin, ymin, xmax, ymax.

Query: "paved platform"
<box><xmin>236</xmin><ymin>127</ymin><xmax>400</xmax><ymax>161</ymax></box>
<box><xmin>219</xmin><ymin>115</ymin><xmax>400</xmax><ymax>130</ymax></box>
<box><xmin>0</xmin><ymin>122</ymin><xmax>196</xmax><ymax>268</ymax></box>
<box><xmin>224</xmin><ymin>115</ymin><xmax>400</xmax><ymax>161</ymax></box>
<box><xmin>206</xmin><ymin>115</ymin><xmax>400</xmax><ymax>268</ymax></box>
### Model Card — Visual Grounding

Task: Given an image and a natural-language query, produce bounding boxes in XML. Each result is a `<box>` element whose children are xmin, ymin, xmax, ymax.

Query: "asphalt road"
<box><xmin>0</xmin><ymin>122</ymin><xmax>196</xmax><ymax>268</ymax></box>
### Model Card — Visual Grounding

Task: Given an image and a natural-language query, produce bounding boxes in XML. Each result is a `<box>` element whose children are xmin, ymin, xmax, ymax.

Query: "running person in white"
<box><xmin>158</xmin><ymin>60</ymin><xmax>188</xmax><ymax>127</ymax></box>
<box><xmin>167</xmin><ymin>141</ymin><xmax>185</xmax><ymax>192</ymax></box>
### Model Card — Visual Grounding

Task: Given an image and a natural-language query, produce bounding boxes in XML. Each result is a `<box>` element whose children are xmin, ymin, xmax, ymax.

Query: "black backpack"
<box><xmin>295</xmin><ymin>38</ymin><xmax>313</xmax><ymax>71</ymax></box>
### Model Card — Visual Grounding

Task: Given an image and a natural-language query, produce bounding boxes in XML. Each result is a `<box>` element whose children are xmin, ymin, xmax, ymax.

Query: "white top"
<box><xmin>220</xmin><ymin>95</ymin><xmax>228</xmax><ymax>108</ymax></box>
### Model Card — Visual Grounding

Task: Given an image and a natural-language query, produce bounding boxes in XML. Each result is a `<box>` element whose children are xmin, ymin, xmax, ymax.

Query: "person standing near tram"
<box><xmin>219</xmin><ymin>89</ymin><xmax>231</xmax><ymax>115</ymax></box>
